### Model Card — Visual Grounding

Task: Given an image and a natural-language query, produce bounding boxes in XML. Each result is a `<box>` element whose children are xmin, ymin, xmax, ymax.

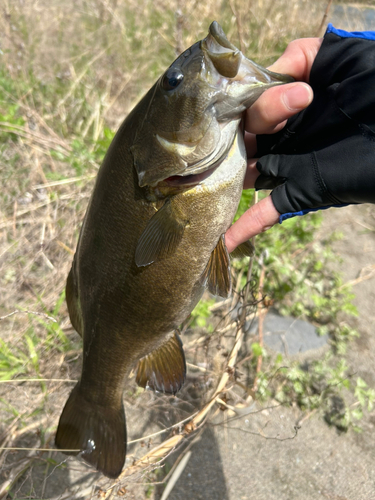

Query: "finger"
<box><xmin>268</xmin><ymin>38</ymin><xmax>323</xmax><ymax>81</ymax></box>
<box><xmin>243</xmin><ymin>158</ymin><xmax>259</xmax><ymax>190</ymax></box>
<box><xmin>244</xmin><ymin>131</ymin><xmax>257</xmax><ymax>158</ymax></box>
<box><xmin>225</xmin><ymin>196</ymin><xmax>280</xmax><ymax>253</ymax></box>
<box><xmin>246</xmin><ymin>82</ymin><xmax>313</xmax><ymax>135</ymax></box>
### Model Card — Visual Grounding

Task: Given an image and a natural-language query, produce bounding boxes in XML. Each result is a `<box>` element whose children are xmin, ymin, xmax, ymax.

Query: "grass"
<box><xmin>0</xmin><ymin>0</ymin><xmax>373</xmax><ymax>498</ymax></box>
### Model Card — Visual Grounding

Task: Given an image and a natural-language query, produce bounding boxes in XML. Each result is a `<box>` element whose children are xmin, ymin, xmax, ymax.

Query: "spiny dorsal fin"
<box><xmin>230</xmin><ymin>240</ymin><xmax>254</xmax><ymax>259</ymax></box>
<box><xmin>201</xmin><ymin>234</ymin><xmax>232</xmax><ymax>298</ymax></box>
<box><xmin>135</xmin><ymin>199</ymin><xmax>188</xmax><ymax>267</ymax></box>
<box><xmin>66</xmin><ymin>268</ymin><xmax>83</xmax><ymax>337</ymax></box>
<box><xmin>135</xmin><ymin>331</ymin><xmax>186</xmax><ymax>395</ymax></box>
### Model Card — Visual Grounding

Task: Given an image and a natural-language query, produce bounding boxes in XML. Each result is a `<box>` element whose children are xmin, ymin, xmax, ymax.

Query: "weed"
<box><xmin>189</xmin><ymin>297</ymin><xmax>216</xmax><ymax>330</ymax></box>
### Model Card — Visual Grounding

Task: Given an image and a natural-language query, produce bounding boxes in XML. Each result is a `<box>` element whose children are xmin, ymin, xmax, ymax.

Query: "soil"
<box><xmin>157</xmin><ymin>204</ymin><xmax>375</xmax><ymax>500</ymax></box>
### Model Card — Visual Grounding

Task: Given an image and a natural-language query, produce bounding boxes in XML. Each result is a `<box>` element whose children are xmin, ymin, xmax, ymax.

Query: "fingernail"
<box><xmin>283</xmin><ymin>84</ymin><xmax>313</xmax><ymax>111</ymax></box>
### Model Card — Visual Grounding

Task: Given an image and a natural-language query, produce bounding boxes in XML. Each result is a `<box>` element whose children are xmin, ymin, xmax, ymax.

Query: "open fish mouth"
<box><xmin>162</xmin><ymin>163</ymin><xmax>218</xmax><ymax>188</ymax></box>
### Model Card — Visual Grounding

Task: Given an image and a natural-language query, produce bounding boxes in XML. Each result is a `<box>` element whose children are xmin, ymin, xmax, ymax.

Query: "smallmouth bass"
<box><xmin>55</xmin><ymin>21</ymin><xmax>292</xmax><ymax>478</ymax></box>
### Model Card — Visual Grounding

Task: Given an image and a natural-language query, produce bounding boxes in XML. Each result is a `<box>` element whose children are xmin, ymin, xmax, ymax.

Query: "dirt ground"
<box><xmin>159</xmin><ymin>204</ymin><xmax>375</xmax><ymax>500</ymax></box>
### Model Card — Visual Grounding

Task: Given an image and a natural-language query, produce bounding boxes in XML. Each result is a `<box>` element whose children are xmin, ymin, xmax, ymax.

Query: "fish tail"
<box><xmin>55</xmin><ymin>384</ymin><xmax>126</xmax><ymax>478</ymax></box>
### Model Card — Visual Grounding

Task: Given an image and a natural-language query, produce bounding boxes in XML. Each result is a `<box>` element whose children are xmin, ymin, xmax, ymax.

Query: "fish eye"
<box><xmin>161</xmin><ymin>69</ymin><xmax>184</xmax><ymax>91</ymax></box>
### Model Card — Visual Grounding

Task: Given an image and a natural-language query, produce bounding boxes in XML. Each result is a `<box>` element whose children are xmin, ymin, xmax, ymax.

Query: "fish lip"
<box><xmin>161</xmin><ymin>163</ymin><xmax>218</xmax><ymax>188</ymax></box>
<box><xmin>201</xmin><ymin>22</ymin><xmax>241</xmax><ymax>78</ymax></box>
<box><xmin>202</xmin><ymin>21</ymin><xmax>238</xmax><ymax>54</ymax></box>
<box><xmin>201</xmin><ymin>21</ymin><xmax>294</xmax><ymax>113</ymax></box>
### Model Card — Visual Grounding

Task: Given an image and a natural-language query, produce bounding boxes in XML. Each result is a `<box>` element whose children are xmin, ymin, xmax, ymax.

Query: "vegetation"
<box><xmin>0</xmin><ymin>0</ymin><xmax>373</xmax><ymax>498</ymax></box>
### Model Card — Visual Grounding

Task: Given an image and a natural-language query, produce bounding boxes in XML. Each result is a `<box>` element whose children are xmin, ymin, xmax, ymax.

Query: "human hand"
<box><xmin>225</xmin><ymin>38</ymin><xmax>322</xmax><ymax>253</ymax></box>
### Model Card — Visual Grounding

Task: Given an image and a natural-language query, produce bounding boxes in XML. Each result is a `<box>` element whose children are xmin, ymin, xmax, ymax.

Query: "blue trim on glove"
<box><xmin>326</xmin><ymin>23</ymin><xmax>375</xmax><ymax>41</ymax></box>
<box><xmin>279</xmin><ymin>204</ymin><xmax>348</xmax><ymax>224</ymax></box>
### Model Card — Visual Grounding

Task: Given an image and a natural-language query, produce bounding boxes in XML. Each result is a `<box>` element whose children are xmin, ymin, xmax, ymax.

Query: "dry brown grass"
<box><xmin>0</xmin><ymin>0</ymin><xmax>332</xmax><ymax>498</ymax></box>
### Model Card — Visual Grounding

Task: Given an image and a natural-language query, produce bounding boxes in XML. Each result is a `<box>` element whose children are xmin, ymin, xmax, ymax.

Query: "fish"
<box><xmin>55</xmin><ymin>21</ymin><xmax>293</xmax><ymax>478</ymax></box>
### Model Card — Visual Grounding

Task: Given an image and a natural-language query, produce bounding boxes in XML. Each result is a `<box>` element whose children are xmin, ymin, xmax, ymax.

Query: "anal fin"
<box><xmin>201</xmin><ymin>234</ymin><xmax>232</xmax><ymax>298</ymax></box>
<box><xmin>135</xmin><ymin>331</ymin><xmax>186</xmax><ymax>395</ymax></box>
<box><xmin>230</xmin><ymin>240</ymin><xmax>254</xmax><ymax>259</ymax></box>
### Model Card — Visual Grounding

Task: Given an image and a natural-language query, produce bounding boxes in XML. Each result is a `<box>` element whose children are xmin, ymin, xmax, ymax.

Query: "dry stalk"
<box><xmin>0</xmin><ymin>456</ymin><xmax>36</xmax><ymax>499</ymax></box>
<box><xmin>315</xmin><ymin>0</ymin><xmax>333</xmax><ymax>37</ymax></box>
<box><xmin>0</xmin><ymin>123</ymin><xmax>71</xmax><ymax>154</ymax></box>
<box><xmin>338</xmin><ymin>264</ymin><xmax>375</xmax><ymax>289</ymax></box>
<box><xmin>0</xmin><ymin>310</ymin><xmax>57</xmax><ymax>323</ymax></box>
<box><xmin>227</xmin><ymin>0</ymin><xmax>246</xmax><ymax>53</ymax></box>
<box><xmin>252</xmin><ymin>259</ymin><xmax>267</xmax><ymax>392</ymax></box>
<box><xmin>160</xmin><ymin>450</ymin><xmax>191</xmax><ymax>500</ymax></box>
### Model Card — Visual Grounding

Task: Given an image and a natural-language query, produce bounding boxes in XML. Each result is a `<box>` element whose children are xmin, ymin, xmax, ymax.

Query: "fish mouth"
<box><xmin>202</xmin><ymin>21</ymin><xmax>294</xmax><ymax>120</ymax></box>
<box><xmin>204</xmin><ymin>21</ymin><xmax>293</xmax><ymax>84</ymax></box>
<box><xmin>162</xmin><ymin>163</ymin><xmax>218</xmax><ymax>188</ymax></box>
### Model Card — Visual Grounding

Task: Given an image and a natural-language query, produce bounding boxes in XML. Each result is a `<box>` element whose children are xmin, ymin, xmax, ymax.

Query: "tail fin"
<box><xmin>55</xmin><ymin>384</ymin><xmax>126</xmax><ymax>478</ymax></box>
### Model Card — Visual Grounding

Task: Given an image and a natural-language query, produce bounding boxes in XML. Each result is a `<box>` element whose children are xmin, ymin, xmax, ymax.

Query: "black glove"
<box><xmin>255</xmin><ymin>25</ymin><xmax>375</xmax><ymax>217</ymax></box>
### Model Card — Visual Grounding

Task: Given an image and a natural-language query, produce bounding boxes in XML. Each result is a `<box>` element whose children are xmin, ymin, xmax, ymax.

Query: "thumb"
<box><xmin>225</xmin><ymin>196</ymin><xmax>280</xmax><ymax>253</ymax></box>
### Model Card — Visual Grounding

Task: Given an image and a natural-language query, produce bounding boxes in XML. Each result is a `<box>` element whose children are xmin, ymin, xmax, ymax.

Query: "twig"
<box><xmin>32</xmin><ymin>174</ymin><xmax>96</xmax><ymax>190</ymax></box>
<box><xmin>315</xmin><ymin>0</ymin><xmax>333</xmax><ymax>37</ymax></box>
<box><xmin>296</xmin><ymin>409</ymin><xmax>317</xmax><ymax>427</ymax></box>
<box><xmin>57</xmin><ymin>46</ymin><xmax>111</xmax><ymax>109</ymax></box>
<box><xmin>186</xmin><ymin>362</ymin><xmax>210</xmax><ymax>373</ymax></box>
<box><xmin>174</xmin><ymin>0</ymin><xmax>184</xmax><ymax>56</ymax></box>
<box><xmin>56</xmin><ymin>240</ymin><xmax>75</xmax><ymax>255</ymax></box>
<box><xmin>352</xmin><ymin>218</ymin><xmax>375</xmax><ymax>232</ymax></box>
<box><xmin>0</xmin><ymin>310</ymin><xmax>57</xmax><ymax>322</ymax></box>
<box><xmin>0</xmin><ymin>378</ymin><xmax>77</xmax><ymax>384</ymax></box>
<box><xmin>227</xmin><ymin>0</ymin><xmax>245</xmax><ymax>52</ymax></box>
<box><xmin>221</xmin><ymin>424</ymin><xmax>300</xmax><ymax>442</ymax></box>
<box><xmin>0</xmin><ymin>447</ymin><xmax>78</xmax><ymax>452</ymax></box>
<box><xmin>128</xmin><ymin>412</ymin><xmax>199</xmax><ymax>444</ymax></box>
<box><xmin>43</xmin><ymin>485</ymin><xmax>98</xmax><ymax>500</ymax></box>
<box><xmin>160</xmin><ymin>450</ymin><xmax>191</xmax><ymax>500</ymax></box>
<box><xmin>0</xmin><ymin>454</ymin><xmax>36</xmax><ymax>499</ymax></box>
<box><xmin>253</xmin><ymin>259</ymin><xmax>266</xmax><ymax>392</ymax></box>
<box><xmin>0</xmin><ymin>122</ymin><xmax>71</xmax><ymax>154</ymax></box>
<box><xmin>338</xmin><ymin>264</ymin><xmax>375</xmax><ymax>289</ymax></box>
<box><xmin>161</xmin><ymin>425</ymin><xmax>205</xmax><ymax>486</ymax></box>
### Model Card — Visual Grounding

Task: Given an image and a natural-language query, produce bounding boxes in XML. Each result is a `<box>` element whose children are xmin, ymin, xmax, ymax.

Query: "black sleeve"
<box><xmin>254</xmin><ymin>26</ymin><xmax>375</xmax><ymax>216</ymax></box>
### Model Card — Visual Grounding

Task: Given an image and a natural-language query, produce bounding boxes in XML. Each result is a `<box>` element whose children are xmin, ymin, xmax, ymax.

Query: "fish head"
<box><xmin>131</xmin><ymin>21</ymin><xmax>293</xmax><ymax>190</ymax></box>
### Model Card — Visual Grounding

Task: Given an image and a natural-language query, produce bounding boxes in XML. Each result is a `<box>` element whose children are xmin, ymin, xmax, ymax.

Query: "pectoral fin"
<box><xmin>135</xmin><ymin>199</ymin><xmax>188</xmax><ymax>267</ymax></box>
<box><xmin>230</xmin><ymin>240</ymin><xmax>255</xmax><ymax>259</ymax></box>
<box><xmin>201</xmin><ymin>234</ymin><xmax>232</xmax><ymax>298</ymax></box>
<box><xmin>135</xmin><ymin>331</ymin><xmax>186</xmax><ymax>395</ymax></box>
